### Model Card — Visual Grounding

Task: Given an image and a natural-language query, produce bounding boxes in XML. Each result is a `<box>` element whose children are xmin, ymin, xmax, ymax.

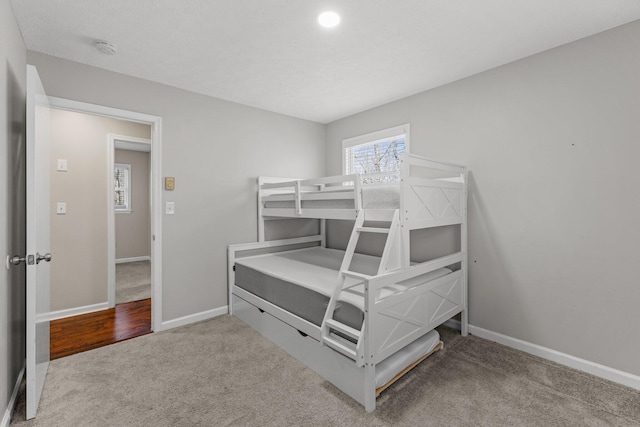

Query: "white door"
<box><xmin>25</xmin><ymin>65</ymin><xmax>52</xmax><ymax>420</ymax></box>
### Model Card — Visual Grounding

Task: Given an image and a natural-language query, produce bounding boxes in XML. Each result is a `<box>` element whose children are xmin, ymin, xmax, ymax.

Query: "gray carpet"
<box><xmin>116</xmin><ymin>261</ymin><xmax>151</xmax><ymax>304</ymax></box>
<box><xmin>10</xmin><ymin>316</ymin><xmax>640</xmax><ymax>426</ymax></box>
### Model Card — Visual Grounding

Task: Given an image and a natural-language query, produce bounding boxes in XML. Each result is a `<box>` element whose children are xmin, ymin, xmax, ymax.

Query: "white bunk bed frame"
<box><xmin>228</xmin><ymin>153</ymin><xmax>468</xmax><ymax>412</ymax></box>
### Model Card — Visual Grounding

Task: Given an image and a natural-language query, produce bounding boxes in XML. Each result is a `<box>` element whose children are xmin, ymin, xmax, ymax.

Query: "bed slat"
<box><xmin>375</xmin><ymin>341</ymin><xmax>443</xmax><ymax>397</ymax></box>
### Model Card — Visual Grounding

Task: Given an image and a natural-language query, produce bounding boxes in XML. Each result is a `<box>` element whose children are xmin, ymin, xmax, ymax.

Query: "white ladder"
<box><xmin>321</xmin><ymin>209</ymin><xmax>402</xmax><ymax>365</ymax></box>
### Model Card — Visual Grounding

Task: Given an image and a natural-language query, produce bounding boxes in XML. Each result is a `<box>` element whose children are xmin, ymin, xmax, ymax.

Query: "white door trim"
<box><xmin>107</xmin><ymin>134</ymin><xmax>152</xmax><ymax>309</ymax></box>
<box><xmin>48</xmin><ymin>96</ymin><xmax>163</xmax><ymax>332</ymax></box>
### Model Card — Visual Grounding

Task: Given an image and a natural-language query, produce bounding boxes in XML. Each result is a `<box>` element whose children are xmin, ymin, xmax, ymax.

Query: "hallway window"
<box><xmin>114</xmin><ymin>163</ymin><xmax>131</xmax><ymax>212</ymax></box>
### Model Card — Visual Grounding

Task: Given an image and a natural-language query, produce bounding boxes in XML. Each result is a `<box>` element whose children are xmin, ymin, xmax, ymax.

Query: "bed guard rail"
<box><xmin>366</xmin><ymin>251</ymin><xmax>465</xmax><ymax>363</ymax></box>
<box><xmin>323</xmin><ymin>250</ymin><xmax>465</xmax><ymax>366</ymax></box>
<box><xmin>259</xmin><ymin>174</ymin><xmax>362</xmax><ymax>218</ymax></box>
<box><xmin>404</xmin><ymin>153</ymin><xmax>466</xmax><ymax>175</ymax></box>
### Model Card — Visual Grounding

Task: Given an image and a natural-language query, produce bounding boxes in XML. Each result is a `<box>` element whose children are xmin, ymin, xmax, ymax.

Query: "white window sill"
<box><xmin>115</xmin><ymin>210</ymin><xmax>133</xmax><ymax>214</ymax></box>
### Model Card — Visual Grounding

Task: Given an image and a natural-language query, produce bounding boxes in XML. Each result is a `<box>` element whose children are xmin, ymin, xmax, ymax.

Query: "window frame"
<box><xmin>341</xmin><ymin>123</ymin><xmax>410</xmax><ymax>178</ymax></box>
<box><xmin>114</xmin><ymin>162</ymin><xmax>132</xmax><ymax>213</ymax></box>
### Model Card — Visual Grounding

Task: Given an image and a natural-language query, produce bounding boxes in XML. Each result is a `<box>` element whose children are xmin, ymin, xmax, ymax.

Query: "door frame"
<box><xmin>48</xmin><ymin>96</ymin><xmax>163</xmax><ymax>332</ymax></box>
<box><xmin>107</xmin><ymin>134</ymin><xmax>152</xmax><ymax>309</ymax></box>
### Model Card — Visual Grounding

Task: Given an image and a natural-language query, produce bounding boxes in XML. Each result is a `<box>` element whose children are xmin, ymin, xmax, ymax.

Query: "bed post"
<box><xmin>363</xmin><ymin>277</ymin><xmax>376</xmax><ymax>412</ymax></box>
<box><xmin>460</xmin><ymin>167</ymin><xmax>469</xmax><ymax>336</ymax></box>
<box><xmin>227</xmin><ymin>246</ymin><xmax>236</xmax><ymax>315</ymax></box>
<box><xmin>320</xmin><ymin>183</ymin><xmax>327</xmax><ymax>247</ymax></box>
<box><xmin>399</xmin><ymin>154</ymin><xmax>410</xmax><ymax>268</ymax></box>
<box><xmin>257</xmin><ymin>177</ymin><xmax>265</xmax><ymax>242</ymax></box>
<box><xmin>320</xmin><ymin>219</ymin><xmax>326</xmax><ymax>247</ymax></box>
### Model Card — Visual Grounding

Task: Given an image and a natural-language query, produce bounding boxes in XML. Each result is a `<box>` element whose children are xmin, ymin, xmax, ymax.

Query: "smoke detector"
<box><xmin>95</xmin><ymin>40</ymin><xmax>118</xmax><ymax>55</ymax></box>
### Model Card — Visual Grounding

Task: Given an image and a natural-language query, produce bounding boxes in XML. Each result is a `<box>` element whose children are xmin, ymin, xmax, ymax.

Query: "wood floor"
<box><xmin>50</xmin><ymin>298</ymin><xmax>152</xmax><ymax>360</ymax></box>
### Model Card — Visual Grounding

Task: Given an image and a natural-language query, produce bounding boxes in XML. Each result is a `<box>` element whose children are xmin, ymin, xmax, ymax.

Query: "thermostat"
<box><xmin>165</xmin><ymin>177</ymin><xmax>175</xmax><ymax>191</ymax></box>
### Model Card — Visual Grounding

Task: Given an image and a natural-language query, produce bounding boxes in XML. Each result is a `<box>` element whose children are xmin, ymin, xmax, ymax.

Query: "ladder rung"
<box><xmin>344</xmin><ymin>288</ymin><xmax>364</xmax><ymax>296</ymax></box>
<box><xmin>323</xmin><ymin>335</ymin><xmax>357</xmax><ymax>359</ymax></box>
<box><xmin>325</xmin><ymin>319</ymin><xmax>361</xmax><ymax>341</ymax></box>
<box><xmin>356</xmin><ymin>227</ymin><xmax>390</xmax><ymax>234</ymax></box>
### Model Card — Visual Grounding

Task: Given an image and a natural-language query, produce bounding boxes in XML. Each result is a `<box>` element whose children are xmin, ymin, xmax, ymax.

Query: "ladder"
<box><xmin>320</xmin><ymin>209</ymin><xmax>402</xmax><ymax>366</ymax></box>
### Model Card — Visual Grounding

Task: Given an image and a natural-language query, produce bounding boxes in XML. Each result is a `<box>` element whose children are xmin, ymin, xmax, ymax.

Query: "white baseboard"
<box><xmin>444</xmin><ymin>318</ymin><xmax>462</xmax><ymax>330</ymax></box>
<box><xmin>38</xmin><ymin>302</ymin><xmax>109</xmax><ymax>322</ymax></box>
<box><xmin>1</xmin><ymin>365</ymin><xmax>24</xmax><ymax>427</ymax></box>
<box><xmin>158</xmin><ymin>306</ymin><xmax>228</xmax><ymax>332</ymax></box>
<box><xmin>442</xmin><ymin>319</ymin><xmax>640</xmax><ymax>391</ymax></box>
<box><xmin>115</xmin><ymin>256</ymin><xmax>151</xmax><ymax>264</ymax></box>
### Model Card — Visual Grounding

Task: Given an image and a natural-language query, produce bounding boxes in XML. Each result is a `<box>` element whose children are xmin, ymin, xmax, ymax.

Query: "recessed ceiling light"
<box><xmin>318</xmin><ymin>11</ymin><xmax>340</xmax><ymax>28</ymax></box>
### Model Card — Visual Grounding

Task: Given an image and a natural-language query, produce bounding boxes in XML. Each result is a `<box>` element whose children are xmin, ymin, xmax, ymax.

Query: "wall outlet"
<box><xmin>56</xmin><ymin>202</ymin><xmax>66</xmax><ymax>214</ymax></box>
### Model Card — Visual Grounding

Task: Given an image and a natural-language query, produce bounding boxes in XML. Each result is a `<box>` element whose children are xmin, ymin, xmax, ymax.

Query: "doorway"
<box><xmin>47</xmin><ymin>97</ymin><xmax>163</xmax><ymax>332</ymax></box>
<box><xmin>108</xmin><ymin>135</ymin><xmax>152</xmax><ymax>308</ymax></box>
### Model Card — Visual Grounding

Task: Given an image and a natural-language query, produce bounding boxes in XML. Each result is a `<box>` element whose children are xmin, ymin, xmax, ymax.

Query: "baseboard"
<box><xmin>115</xmin><ymin>256</ymin><xmax>151</xmax><ymax>264</ymax></box>
<box><xmin>1</xmin><ymin>364</ymin><xmax>25</xmax><ymax>427</ymax></box>
<box><xmin>443</xmin><ymin>318</ymin><xmax>461</xmax><ymax>330</ymax></box>
<box><xmin>158</xmin><ymin>305</ymin><xmax>228</xmax><ymax>332</ymax></box>
<box><xmin>443</xmin><ymin>319</ymin><xmax>640</xmax><ymax>391</ymax></box>
<box><xmin>37</xmin><ymin>302</ymin><xmax>109</xmax><ymax>322</ymax></box>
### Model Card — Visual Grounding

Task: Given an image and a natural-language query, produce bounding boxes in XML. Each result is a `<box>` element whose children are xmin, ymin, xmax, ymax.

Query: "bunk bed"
<box><xmin>228</xmin><ymin>153</ymin><xmax>468</xmax><ymax>412</ymax></box>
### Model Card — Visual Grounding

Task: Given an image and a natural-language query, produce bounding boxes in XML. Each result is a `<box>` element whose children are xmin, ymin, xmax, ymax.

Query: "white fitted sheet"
<box><xmin>235</xmin><ymin>247</ymin><xmax>451</xmax><ymax>310</ymax></box>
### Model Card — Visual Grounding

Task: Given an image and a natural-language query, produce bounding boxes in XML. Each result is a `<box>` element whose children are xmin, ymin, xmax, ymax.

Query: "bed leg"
<box><xmin>461</xmin><ymin>309</ymin><xmax>469</xmax><ymax>337</ymax></box>
<box><xmin>364</xmin><ymin>363</ymin><xmax>376</xmax><ymax>412</ymax></box>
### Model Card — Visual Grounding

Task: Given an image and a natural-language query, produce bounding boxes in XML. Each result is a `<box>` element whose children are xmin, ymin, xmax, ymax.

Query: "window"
<box><xmin>343</xmin><ymin>124</ymin><xmax>409</xmax><ymax>183</ymax></box>
<box><xmin>114</xmin><ymin>163</ymin><xmax>131</xmax><ymax>212</ymax></box>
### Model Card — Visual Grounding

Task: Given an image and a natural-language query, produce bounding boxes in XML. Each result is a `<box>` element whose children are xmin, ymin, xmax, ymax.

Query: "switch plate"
<box><xmin>57</xmin><ymin>159</ymin><xmax>68</xmax><ymax>171</ymax></box>
<box><xmin>57</xmin><ymin>202</ymin><xmax>66</xmax><ymax>214</ymax></box>
<box><xmin>165</xmin><ymin>202</ymin><xmax>175</xmax><ymax>215</ymax></box>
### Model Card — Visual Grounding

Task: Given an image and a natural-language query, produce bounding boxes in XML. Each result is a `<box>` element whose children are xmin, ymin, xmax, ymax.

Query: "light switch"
<box><xmin>57</xmin><ymin>159</ymin><xmax>68</xmax><ymax>172</ymax></box>
<box><xmin>57</xmin><ymin>202</ymin><xmax>66</xmax><ymax>214</ymax></box>
<box><xmin>165</xmin><ymin>202</ymin><xmax>175</xmax><ymax>215</ymax></box>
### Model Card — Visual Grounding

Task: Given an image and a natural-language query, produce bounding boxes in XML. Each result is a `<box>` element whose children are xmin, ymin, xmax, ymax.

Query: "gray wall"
<box><xmin>28</xmin><ymin>51</ymin><xmax>326</xmax><ymax>321</ymax></box>
<box><xmin>326</xmin><ymin>21</ymin><xmax>640</xmax><ymax>376</ymax></box>
<box><xmin>115</xmin><ymin>149</ymin><xmax>151</xmax><ymax>260</ymax></box>
<box><xmin>1</xmin><ymin>0</ymin><xmax>27</xmax><ymax>420</ymax></box>
<box><xmin>49</xmin><ymin>109</ymin><xmax>150</xmax><ymax>312</ymax></box>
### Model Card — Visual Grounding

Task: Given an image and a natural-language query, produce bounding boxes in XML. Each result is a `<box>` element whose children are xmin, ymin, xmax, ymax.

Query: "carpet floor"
<box><xmin>11</xmin><ymin>315</ymin><xmax>640</xmax><ymax>426</ymax></box>
<box><xmin>116</xmin><ymin>261</ymin><xmax>151</xmax><ymax>305</ymax></box>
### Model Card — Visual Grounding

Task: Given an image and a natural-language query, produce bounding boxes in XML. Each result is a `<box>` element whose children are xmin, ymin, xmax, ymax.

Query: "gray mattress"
<box><xmin>234</xmin><ymin>247</ymin><xmax>452</xmax><ymax>333</ymax></box>
<box><xmin>234</xmin><ymin>248</ymin><xmax>377</xmax><ymax>330</ymax></box>
<box><xmin>235</xmin><ymin>263</ymin><xmax>363</xmax><ymax>330</ymax></box>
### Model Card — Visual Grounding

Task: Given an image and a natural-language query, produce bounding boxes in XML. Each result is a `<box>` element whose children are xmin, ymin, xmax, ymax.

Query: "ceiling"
<box><xmin>10</xmin><ymin>1</ymin><xmax>640</xmax><ymax>123</ymax></box>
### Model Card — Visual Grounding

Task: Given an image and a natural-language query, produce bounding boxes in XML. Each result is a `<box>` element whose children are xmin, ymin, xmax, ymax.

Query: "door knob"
<box><xmin>36</xmin><ymin>252</ymin><xmax>52</xmax><ymax>264</ymax></box>
<box><xmin>10</xmin><ymin>255</ymin><xmax>26</xmax><ymax>266</ymax></box>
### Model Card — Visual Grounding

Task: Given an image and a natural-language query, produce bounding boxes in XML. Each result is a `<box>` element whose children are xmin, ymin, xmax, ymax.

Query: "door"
<box><xmin>25</xmin><ymin>65</ymin><xmax>52</xmax><ymax>420</ymax></box>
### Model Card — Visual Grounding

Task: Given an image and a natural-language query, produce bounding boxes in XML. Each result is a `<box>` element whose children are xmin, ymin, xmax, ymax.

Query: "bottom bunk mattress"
<box><xmin>233</xmin><ymin>246</ymin><xmax>451</xmax><ymax>331</ymax></box>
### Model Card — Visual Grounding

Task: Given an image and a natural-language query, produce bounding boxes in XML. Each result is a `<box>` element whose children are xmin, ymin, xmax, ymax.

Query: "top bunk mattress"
<box><xmin>263</xmin><ymin>184</ymin><xmax>400</xmax><ymax>210</ymax></box>
<box><xmin>233</xmin><ymin>247</ymin><xmax>451</xmax><ymax>330</ymax></box>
